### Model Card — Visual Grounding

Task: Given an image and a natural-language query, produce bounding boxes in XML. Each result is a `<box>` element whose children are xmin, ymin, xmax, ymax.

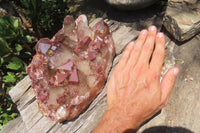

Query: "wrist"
<box><xmin>102</xmin><ymin>108</ymin><xmax>140</xmax><ymax>132</ymax></box>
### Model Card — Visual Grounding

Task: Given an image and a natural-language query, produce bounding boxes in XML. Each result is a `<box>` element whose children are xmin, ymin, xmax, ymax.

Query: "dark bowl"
<box><xmin>105</xmin><ymin>0</ymin><xmax>160</xmax><ymax>10</ymax></box>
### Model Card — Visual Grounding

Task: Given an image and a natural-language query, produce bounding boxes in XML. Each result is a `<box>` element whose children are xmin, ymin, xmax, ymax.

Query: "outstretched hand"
<box><xmin>93</xmin><ymin>26</ymin><xmax>179</xmax><ymax>133</ymax></box>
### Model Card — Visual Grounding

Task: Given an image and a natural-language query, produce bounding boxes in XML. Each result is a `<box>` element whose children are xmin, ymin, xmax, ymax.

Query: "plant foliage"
<box><xmin>13</xmin><ymin>0</ymin><xmax>68</xmax><ymax>37</ymax></box>
<box><xmin>0</xmin><ymin>15</ymin><xmax>33</xmax><ymax>130</ymax></box>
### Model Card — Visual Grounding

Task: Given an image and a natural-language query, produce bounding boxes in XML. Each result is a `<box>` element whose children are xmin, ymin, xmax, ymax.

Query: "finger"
<box><xmin>150</xmin><ymin>32</ymin><xmax>165</xmax><ymax>74</ymax></box>
<box><xmin>128</xmin><ymin>29</ymin><xmax>148</xmax><ymax>67</ymax></box>
<box><xmin>161</xmin><ymin>67</ymin><xmax>179</xmax><ymax>104</ymax></box>
<box><xmin>118</xmin><ymin>41</ymin><xmax>135</xmax><ymax>67</ymax></box>
<box><xmin>137</xmin><ymin>26</ymin><xmax>157</xmax><ymax>66</ymax></box>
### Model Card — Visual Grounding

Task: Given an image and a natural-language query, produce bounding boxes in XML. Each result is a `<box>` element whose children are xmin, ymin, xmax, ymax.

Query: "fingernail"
<box><xmin>173</xmin><ymin>68</ymin><xmax>179</xmax><ymax>76</ymax></box>
<box><xmin>140</xmin><ymin>29</ymin><xmax>147</xmax><ymax>35</ymax></box>
<box><xmin>157</xmin><ymin>32</ymin><xmax>164</xmax><ymax>38</ymax></box>
<box><xmin>149</xmin><ymin>26</ymin><xmax>156</xmax><ymax>31</ymax></box>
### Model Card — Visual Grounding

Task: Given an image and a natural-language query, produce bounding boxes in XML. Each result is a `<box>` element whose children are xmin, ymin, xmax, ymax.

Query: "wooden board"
<box><xmin>8</xmin><ymin>18</ymin><xmax>140</xmax><ymax>133</ymax></box>
<box><xmin>0</xmin><ymin>116</ymin><xmax>27</xmax><ymax>133</ymax></box>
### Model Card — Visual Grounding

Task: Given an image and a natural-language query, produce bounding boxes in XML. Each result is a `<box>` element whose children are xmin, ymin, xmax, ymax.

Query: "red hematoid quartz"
<box><xmin>26</xmin><ymin>15</ymin><xmax>115</xmax><ymax>122</ymax></box>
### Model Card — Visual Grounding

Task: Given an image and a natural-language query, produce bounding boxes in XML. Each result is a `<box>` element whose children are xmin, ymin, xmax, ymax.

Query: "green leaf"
<box><xmin>0</xmin><ymin>38</ymin><xmax>10</xmax><ymax>56</ymax></box>
<box><xmin>3</xmin><ymin>72</ymin><xmax>16</xmax><ymax>83</ymax></box>
<box><xmin>6</xmin><ymin>87</ymin><xmax>12</xmax><ymax>92</ymax></box>
<box><xmin>0</xmin><ymin>16</ymin><xmax>9</xmax><ymax>28</ymax></box>
<box><xmin>24</xmin><ymin>35</ymin><xmax>32</xmax><ymax>43</ymax></box>
<box><xmin>0</xmin><ymin>16</ymin><xmax>18</xmax><ymax>39</ymax></box>
<box><xmin>25</xmin><ymin>51</ymin><xmax>31</xmax><ymax>55</ymax></box>
<box><xmin>0</xmin><ymin>125</ymin><xmax>3</xmax><ymax>130</ymax></box>
<box><xmin>1</xmin><ymin>113</ymin><xmax>8</xmax><ymax>118</ymax></box>
<box><xmin>20</xmin><ymin>52</ymin><xmax>31</xmax><ymax>59</ymax></box>
<box><xmin>13</xmin><ymin>18</ymin><xmax>19</xmax><ymax>29</ymax></box>
<box><xmin>7</xmin><ymin>104</ymin><xmax>13</xmax><ymax>112</ymax></box>
<box><xmin>19</xmin><ymin>28</ymin><xmax>24</xmax><ymax>37</ymax></box>
<box><xmin>6</xmin><ymin>57</ymin><xmax>23</xmax><ymax>70</ymax></box>
<box><xmin>0</xmin><ymin>58</ymin><xmax>4</xmax><ymax>66</ymax></box>
<box><xmin>10</xmin><ymin>113</ymin><xmax>18</xmax><ymax>119</ymax></box>
<box><xmin>15</xmin><ymin>44</ymin><xmax>23</xmax><ymax>52</ymax></box>
<box><xmin>16</xmin><ymin>73</ymin><xmax>23</xmax><ymax>79</ymax></box>
<box><xmin>21</xmin><ymin>71</ymin><xmax>26</xmax><ymax>74</ymax></box>
<box><xmin>3</xmin><ymin>119</ymin><xmax>8</xmax><ymax>125</ymax></box>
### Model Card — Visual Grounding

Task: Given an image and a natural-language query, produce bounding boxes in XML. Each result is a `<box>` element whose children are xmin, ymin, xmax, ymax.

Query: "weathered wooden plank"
<box><xmin>60</xmin><ymin>94</ymin><xmax>107</xmax><ymax>133</ymax></box>
<box><xmin>9</xmin><ymin>76</ymin><xmax>31</xmax><ymax>103</ymax></box>
<box><xmin>89</xmin><ymin>17</ymin><xmax>103</xmax><ymax>27</ymax></box>
<box><xmin>76</xmin><ymin>99</ymin><xmax>107</xmax><ymax>133</ymax></box>
<box><xmin>0</xmin><ymin>116</ymin><xmax>27</xmax><ymax>133</ymax></box>
<box><xmin>28</xmin><ymin>116</ymin><xmax>56</xmax><ymax>133</ymax></box>
<box><xmin>104</xmin><ymin>19</ymin><xmax>120</xmax><ymax>32</ymax></box>
<box><xmin>90</xmin><ymin>18</ymin><xmax>120</xmax><ymax>33</ymax></box>
<box><xmin>17</xmin><ymin>87</ymin><xmax>35</xmax><ymax>111</ymax></box>
<box><xmin>0</xmin><ymin>117</ymin><xmax>22</xmax><ymax>133</ymax></box>
<box><xmin>112</xmin><ymin>25</ymin><xmax>139</xmax><ymax>54</ymax></box>
<box><xmin>20</xmin><ymin>100</ymin><xmax>43</xmax><ymax>129</ymax></box>
<box><xmin>10</xmin><ymin>117</ymin><xmax>27</xmax><ymax>133</ymax></box>
<box><xmin>48</xmin><ymin>123</ymin><xmax>63</xmax><ymax>133</ymax></box>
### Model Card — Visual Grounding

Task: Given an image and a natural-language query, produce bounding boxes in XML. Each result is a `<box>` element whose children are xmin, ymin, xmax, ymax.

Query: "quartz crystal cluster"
<box><xmin>26</xmin><ymin>15</ymin><xmax>115</xmax><ymax>122</ymax></box>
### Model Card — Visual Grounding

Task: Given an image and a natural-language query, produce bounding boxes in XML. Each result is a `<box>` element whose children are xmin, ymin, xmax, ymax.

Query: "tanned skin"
<box><xmin>93</xmin><ymin>26</ymin><xmax>179</xmax><ymax>133</ymax></box>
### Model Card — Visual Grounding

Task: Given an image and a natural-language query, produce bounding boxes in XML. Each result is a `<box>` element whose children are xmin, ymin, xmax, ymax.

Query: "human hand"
<box><xmin>106</xmin><ymin>26</ymin><xmax>179</xmax><ymax>130</ymax></box>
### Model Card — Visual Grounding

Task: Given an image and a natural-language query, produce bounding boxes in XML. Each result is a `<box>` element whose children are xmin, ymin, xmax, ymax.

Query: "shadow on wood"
<box><xmin>142</xmin><ymin>126</ymin><xmax>194</xmax><ymax>133</ymax></box>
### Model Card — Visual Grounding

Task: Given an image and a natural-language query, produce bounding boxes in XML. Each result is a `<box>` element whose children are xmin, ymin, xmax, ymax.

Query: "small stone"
<box><xmin>163</xmin><ymin>0</ymin><xmax>200</xmax><ymax>41</ymax></box>
<box><xmin>0</xmin><ymin>7</ymin><xmax>7</xmax><ymax>17</ymax></box>
<box><xmin>184</xmin><ymin>75</ymin><xmax>194</xmax><ymax>82</ymax></box>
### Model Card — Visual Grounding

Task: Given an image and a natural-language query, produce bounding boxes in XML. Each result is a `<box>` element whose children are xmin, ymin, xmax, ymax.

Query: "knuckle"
<box><xmin>148</xmin><ymin>72</ymin><xmax>160</xmax><ymax>82</ymax></box>
<box><xmin>133</xmin><ymin>64</ymin><xmax>146</xmax><ymax>77</ymax></box>
<box><xmin>144</xmin><ymin>44</ymin><xmax>150</xmax><ymax>50</ymax></box>
<box><xmin>153</xmin><ymin>73</ymin><xmax>161</xmax><ymax>81</ymax></box>
<box><xmin>133</xmin><ymin>46</ymin><xmax>140</xmax><ymax>53</ymax></box>
<box><xmin>135</xmin><ymin>64</ymin><xmax>143</xmax><ymax>72</ymax></box>
<box><xmin>144</xmin><ymin>44</ymin><xmax>153</xmax><ymax>52</ymax></box>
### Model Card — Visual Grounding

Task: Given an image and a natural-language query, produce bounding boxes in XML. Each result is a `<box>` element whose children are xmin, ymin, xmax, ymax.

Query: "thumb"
<box><xmin>161</xmin><ymin>67</ymin><xmax>179</xmax><ymax>104</ymax></box>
